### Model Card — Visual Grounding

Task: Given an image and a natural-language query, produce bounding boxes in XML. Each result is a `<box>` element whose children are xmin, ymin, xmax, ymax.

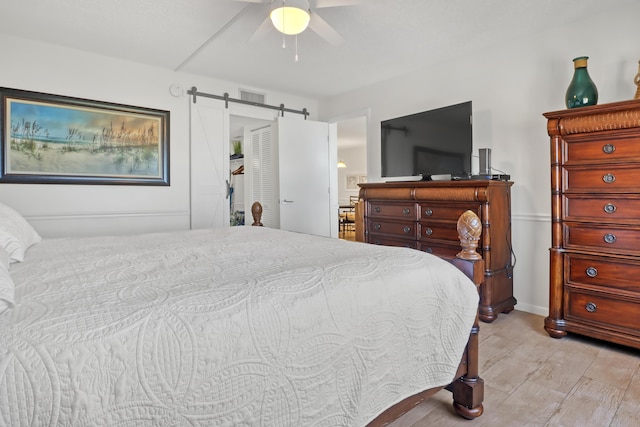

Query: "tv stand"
<box><xmin>358</xmin><ymin>180</ymin><xmax>516</xmax><ymax>322</ymax></box>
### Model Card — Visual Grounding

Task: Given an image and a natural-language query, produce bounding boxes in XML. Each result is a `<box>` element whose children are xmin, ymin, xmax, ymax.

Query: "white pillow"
<box><xmin>0</xmin><ymin>247</ymin><xmax>15</xmax><ymax>313</ymax></box>
<box><xmin>0</xmin><ymin>202</ymin><xmax>41</xmax><ymax>263</ymax></box>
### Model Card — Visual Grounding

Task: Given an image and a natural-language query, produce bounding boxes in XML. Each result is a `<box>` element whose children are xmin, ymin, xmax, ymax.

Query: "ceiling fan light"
<box><xmin>270</xmin><ymin>0</ymin><xmax>311</xmax><ymax>35</ymax></box>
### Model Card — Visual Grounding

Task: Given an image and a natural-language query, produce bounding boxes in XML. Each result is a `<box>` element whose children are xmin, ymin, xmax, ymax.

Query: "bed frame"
<box><xmin>250</xmin><ymin>202</ymin><xmax>485</xmax><ymax>423</ymax></box>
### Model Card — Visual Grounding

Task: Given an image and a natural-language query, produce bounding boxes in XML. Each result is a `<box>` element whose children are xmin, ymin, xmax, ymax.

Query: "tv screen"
<box><xmin>381</xmin><ymin>101</ymin><xmax>472</xmax><ymax>178</ymax></box>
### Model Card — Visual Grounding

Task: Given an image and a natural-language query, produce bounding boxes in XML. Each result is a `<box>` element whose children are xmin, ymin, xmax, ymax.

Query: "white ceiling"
<box><xmin>0</xmin><ymin>0</ymin><xmax>626</xmax><ymax>99</ymax></box>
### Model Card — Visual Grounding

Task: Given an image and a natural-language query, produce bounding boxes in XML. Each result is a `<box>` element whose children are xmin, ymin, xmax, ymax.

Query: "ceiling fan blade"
<box><xmin>308</xmin><ymin>11</ymin><xmax>344</xmax><ymax>45</ymax></box>
<box><xmin>314</xmin><ymin>0</ymin><xmax>362</xmax><ymax>8</ymax></box>
<box><xmin>249</xmin><ymin>16</ymin><xmax>275</xmax><ymax>42</ymax></box>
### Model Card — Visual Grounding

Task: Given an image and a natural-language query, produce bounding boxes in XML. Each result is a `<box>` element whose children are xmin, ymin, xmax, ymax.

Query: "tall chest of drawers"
<box><xmin>358</xmin><ymin>180</ymin><xmax>516</xmax><ymax>322</ymax></box>
<box><xmin>544</xmin><ymin>99</ymin><xmax>640</xmax><ymax>349</ymax></box>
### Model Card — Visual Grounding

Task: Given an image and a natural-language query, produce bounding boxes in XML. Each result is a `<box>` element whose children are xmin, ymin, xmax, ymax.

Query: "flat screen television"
<box><xmin>381</xmin><ymin>101</ymin><xmax>472</xmax><ymax>179</ymax></box>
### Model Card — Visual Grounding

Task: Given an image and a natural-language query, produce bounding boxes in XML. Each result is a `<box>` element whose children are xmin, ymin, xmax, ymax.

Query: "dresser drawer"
<box><xmin>564</xmin><ymin>195</ymin><xmax>640</xmax><ymax>223</ymax></box>
<box><xmin>418</xmin><ymin>221</ymin><xmax>460</xmax><ymax>243</ymax></box>
<box><xmin>564</xmin><ymin>223</ymin><xmax>640</xmax><ymax>255</ymax></box>
<box><xmin>567</xmin><ymin>254</ymin><xmax>640</xmax><ymax>293</ymax></box>
<box><xmin>367</xmin><ymin>234</ymin><xmax>416</xmax><ymax>249</ymax></box>
<box><xmin>564</xmin><ymin>165</ymin><xmax>640</xmax><ymax>193</ymax></box>
<box><xmin>418</xmin><ymin>203</ymin><xmax>479</xmax><ymax>221</ymax></box>
<box><xmin>565</xmin><ymin>288</ymin><xmax>640</xmax><ymax>332</ymax></box>
<box><xmin>565</xmin><ymin>135</ymin><xmax>640</xmax><ymax>164</ymax></box>
<box><xmin>366</xmin><ymin>219</ymin><xmax>417</xmax><ymax>239</ymax></box>
<box><xmin>367</xmin><ymin>202</ymin><xmax>418</xmax><ymax>220</ymax></box>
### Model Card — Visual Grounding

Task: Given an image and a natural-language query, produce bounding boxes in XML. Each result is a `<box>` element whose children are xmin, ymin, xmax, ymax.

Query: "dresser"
<box><xmin>358</xmin><ymin>180</ymin><xmax>516</xmax><ymax>322</ymax></box>
<box><xmin>544</xmin><ymin>99</ymin><xmax>640</xmax><ymax>349</ymax></box>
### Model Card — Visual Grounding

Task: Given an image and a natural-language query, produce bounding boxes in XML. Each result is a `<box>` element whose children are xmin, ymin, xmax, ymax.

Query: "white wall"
<box><xmin>318</xmin><ymin>8</ymin><xmax>640</xmax><ymax>317</ymax></box>
<box><xmin>0</xmin><ymin>34</ymin><xmax>317</xmax><ymax>237</ymax></box>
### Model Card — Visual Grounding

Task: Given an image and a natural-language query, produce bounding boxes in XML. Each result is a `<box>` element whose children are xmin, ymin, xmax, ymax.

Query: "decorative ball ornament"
<box><xmin>251</xmin><ymin>202</ymin><xmax>264</xmax><ymax>226</ymax></box>
<box><xmin>456</xmin><ymin>210</ymin><xmax>482</xmax><ymax>260</ymax></box>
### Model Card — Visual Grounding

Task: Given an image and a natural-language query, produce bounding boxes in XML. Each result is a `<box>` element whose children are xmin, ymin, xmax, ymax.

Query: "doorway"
<box><xmin>333</xmin><ymin>114</ymin><xmax>368</xmax><ymax>240</ymax></box>
<box><xmin>229</xmin><ymin>115</ymin><xmax>273</xmax><ymax>227</ymax></box>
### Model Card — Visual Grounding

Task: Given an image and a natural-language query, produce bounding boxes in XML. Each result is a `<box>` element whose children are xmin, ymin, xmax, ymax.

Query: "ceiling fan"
<box><xmin>176</xmin><ymin>0</ymin><xmax>360</xmax><ymax>70</ymax></box>
<box><xmin>234</xmin><ymin>0</ymin><xmax>362</xmax><ymax>46</ymax></box>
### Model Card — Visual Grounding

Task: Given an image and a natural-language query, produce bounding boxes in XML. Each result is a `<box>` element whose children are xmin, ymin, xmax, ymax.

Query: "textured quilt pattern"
<box><xmin>0</xmin><ymin>227</ymin><xmax>478</xmax><ymax>426</ymax></box>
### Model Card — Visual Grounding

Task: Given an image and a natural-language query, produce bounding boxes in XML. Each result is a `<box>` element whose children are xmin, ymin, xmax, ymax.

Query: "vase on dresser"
<box><xmin>565</xmin><ymin>56</ymin><xmax>598</xmax><ymax>109</ymax></box>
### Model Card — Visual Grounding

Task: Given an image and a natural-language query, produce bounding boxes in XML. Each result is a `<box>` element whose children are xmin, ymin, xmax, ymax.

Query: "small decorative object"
<box><xmin>251</xmin><ymin>202</ymin><xmax>263</xmax><ymax>226</ymax></box>
<box><xmin>634</xmin><ymin>60</ymin><xmax>640</xmax><ymax>99</ymax></box>
<box><xmin>230</xmin><ymin>140</ymin><xmax>243</xmax><ymax>159</ymax></box>
<box><xmin>456</xmin><ymin>210</ymin><xmax>482</xmax><ymax>260</ymax></box>
<box><xmin>232</xmin><ymin>140</ymin><xmax>242</xmax><ymax>155</ymax></box>
<box><xmin>565</xmin><ymin>56</ymin><xmax>598</xmax><ymax>109</ymax></box>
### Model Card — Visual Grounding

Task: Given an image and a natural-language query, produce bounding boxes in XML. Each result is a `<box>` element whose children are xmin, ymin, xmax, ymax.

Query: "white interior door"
<box><xmin>190</xmin><ymin>98</ymin><xmax>229</xmax><ymax>229</ymax></box>
<box><xmin>276</xmin><ymin>117</ymin><xmax>333</xmax><ymax>237</ymax></box>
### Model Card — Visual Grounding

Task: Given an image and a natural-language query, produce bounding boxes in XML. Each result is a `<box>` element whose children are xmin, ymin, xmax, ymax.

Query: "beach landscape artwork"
<box><xmin>0</xmin><ymin>88</ymin><xmax>169</xmax><ymax>185</ymax></box>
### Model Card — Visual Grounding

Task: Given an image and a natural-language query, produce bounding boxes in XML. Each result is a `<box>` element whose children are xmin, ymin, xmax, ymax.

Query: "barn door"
<box><xmin>190</xmin><ymin>98</ymin><xmax>230</xmax><ymax>229</ymax></box>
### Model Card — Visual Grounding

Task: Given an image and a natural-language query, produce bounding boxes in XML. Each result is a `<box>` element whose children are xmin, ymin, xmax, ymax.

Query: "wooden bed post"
<box><xmin>251</xmin><ymin>202</ymin><xmax>264</xmax><ymax>226</ymax></box>
<box><xmin>446</xmin><ymin>210</ymin><xmax>485</xmax><ymax>419</ymax></box>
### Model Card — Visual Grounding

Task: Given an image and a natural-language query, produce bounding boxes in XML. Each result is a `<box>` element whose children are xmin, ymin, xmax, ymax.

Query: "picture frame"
<box><xmin>346</xmin><ymin>175</ymin><xmax>358</xmax><ymax>190</ymax></box>
<box><xmin>0</xmin><ymin>87</ymin><xmax>169</xmax><ymax>185</ymax></box>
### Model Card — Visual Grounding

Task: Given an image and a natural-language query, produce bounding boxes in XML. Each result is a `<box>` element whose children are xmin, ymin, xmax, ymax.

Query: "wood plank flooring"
<box><xmin>389</xmin><ymin>310</ymin><xmax>640</xmax><ymax>427</ymax></box>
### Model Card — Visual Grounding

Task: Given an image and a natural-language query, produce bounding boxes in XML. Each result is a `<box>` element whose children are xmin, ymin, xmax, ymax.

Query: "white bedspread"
<box><xmin>0</xmin><ymin>226</ymin><xmax>478</xmax><ymax>426</ymax></box>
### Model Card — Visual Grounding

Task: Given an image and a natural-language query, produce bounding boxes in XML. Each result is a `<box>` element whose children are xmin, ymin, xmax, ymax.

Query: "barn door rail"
<box><xmin>187</xmin><ymin>87</ymin><xmax>309</xmax><ymax>119</ymax></box>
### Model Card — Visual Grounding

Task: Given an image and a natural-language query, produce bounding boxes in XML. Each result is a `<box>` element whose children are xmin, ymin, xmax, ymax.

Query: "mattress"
<box><xmin>0</xmin><ymin>226</ymin><xmax>478</xmax><ymax>426</ymax></box>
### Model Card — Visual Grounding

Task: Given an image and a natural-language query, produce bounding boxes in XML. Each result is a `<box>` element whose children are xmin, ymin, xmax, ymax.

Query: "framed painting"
<box><xmin>0</xmin><ymin>87</ymin><xmax>169</xmax><ymax>185</ymax></box>
<box><xmin>346</xmin><ymin>175</ymin><xmax>358</xmax><ymax>190</ymax></box>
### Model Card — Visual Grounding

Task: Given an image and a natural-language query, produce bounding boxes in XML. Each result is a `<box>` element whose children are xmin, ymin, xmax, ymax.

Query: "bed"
<box><xmin>0</xmin><ymin>201</ymin><xmax>484</xmax><ymax>426</ymax></box>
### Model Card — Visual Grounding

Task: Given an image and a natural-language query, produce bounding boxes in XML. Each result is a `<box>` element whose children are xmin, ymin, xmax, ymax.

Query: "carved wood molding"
<box><xmin>558</xmin><ymin>110</ymin><xmax>640</xmax><ymax>135</ymax></box>
<box><xmin>545</xmin><ymin>99</ymin><xmax>640</xmax><ymax>137</ymax></box>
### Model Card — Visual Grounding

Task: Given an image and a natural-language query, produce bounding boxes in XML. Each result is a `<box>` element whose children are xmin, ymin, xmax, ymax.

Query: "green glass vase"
<box><xmin>565</xmin><ymin>56</ymin><xmax>598</xmax><ymax>108</ymax></box>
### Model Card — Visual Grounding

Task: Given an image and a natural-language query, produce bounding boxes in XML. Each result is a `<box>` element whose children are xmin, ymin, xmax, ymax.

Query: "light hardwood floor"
<box><xmin>389</xmin><ymin>310</ymin><xmax>640</xmax><ymax>427</ymax></box>
<box><xmin>339</xmin><ymin>228</ymin><xmax>356</xmax><ymax>242</ymax></box>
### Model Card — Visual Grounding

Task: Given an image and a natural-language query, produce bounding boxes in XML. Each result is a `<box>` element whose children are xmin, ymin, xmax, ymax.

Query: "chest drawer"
<box><xmin>564</xmin><ymin>195</ymin><xmax>640</xmax><ymax>223</ymax></box>
<box><xmin>564</xmin><ymin>165</ymin><xmax>640</xmax><ymax>193</ymax></box>
<box><xmin>565</xmin><ymin>288</ymin><xmax>640</xmax><ymax>332</ymax></box>
<box><xmin>367</xmin><ymin>202</ymin><xmax>418</xmax><ymax>220</ymax></box>
<box><xmin>565</xmin><ymin>136</ymin><xmax>640</xmax><ymax>164</ymax></box>
<box><xmin>419</xmin><ymin>203</ymin><xmax>479</xmax><ymax>221</ymax></box>
<box><xmin>567</xmin><ymin>254</ymin><xmax>640</xmax><ymax>294</ymax></box>
<box><xmin>366</xmin><ymin>219</ymin><xmax>417</xmax><ymax>239</ymax></box>
<box><xmin>418</xmin><ymin>221</ymin><xmax>460</xmax><ymax>242</ymax></box>
<box><xmin>564</xmin><ymin>223</ymin><xmax>640</xmax><ymax>255</ymax></box>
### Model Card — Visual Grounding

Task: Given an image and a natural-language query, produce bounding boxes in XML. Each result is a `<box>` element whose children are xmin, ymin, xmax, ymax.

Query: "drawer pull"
<box><xmin>424</xmin><ymin>247</ymin><xmax>433</xmax><ymax>254</ymax></box>
<box><xmin>602</xmin><ymin>143</ymin><xmax>616</xmax><ymax>154</ymax></box>
<box><xmin>425</xmin><ymin>208</ymin><xmax>433</xmax><ymax>216</ymax></box>
<box><xmin>374</xmin><ymin>223</ymin><xmax>381</xmax><ymax>231</ymax></box>
<box><xmin>403</xmin><ymin>226</ymin><xmax>411</xmax><ymax>234</ymax></box>
<box><xmin>585</xmin><ymin>267</ymin><xmax>598</xmax><ymax>277</ymax></box>
<box><xmin>374</xmin><ymin>206</ymin><xmax>381</xmax><ymax>213</ymax></box>
<box><xmin>424</xmin><ymin>227</ymin><xmax>433</xmax><ymax>236</ymax></box>
<box><xmin>402</xmin><ymin>207</ymin><xmax>411</xmax><ymax>215</ymax></box>
<box><xmin>585</xmin><ymin>302</ymin><xmax>598</xmax><ymax>313</ymax></box>
<box><xmin>602</xmin><ymin>174</ymin><xmax>616</xmax><ymax>184</ymax></box>
<box><xmin>603</xmin><ymin>233</ymin><xmax>617</xmax><ymax>244</ymax></box>
<box><xmin>603</xmin><ymin>203</ymin><xmax>617</xmax><ymax>214</ymax></box>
